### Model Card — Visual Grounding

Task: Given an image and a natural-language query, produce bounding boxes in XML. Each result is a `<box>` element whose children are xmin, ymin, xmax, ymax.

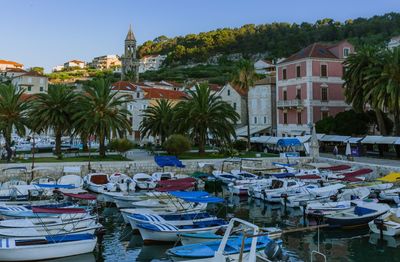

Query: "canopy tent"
<box><xmin>319</xmin><ymin>135</ymin><xmax>351</xmax><ymax>143</ymax></box>
<box><xmin>361</xmin><ymin>136</ymin><xmax>399</xmax><ymax>144</ymax></box>
<box><xmin>276</xmin><ymin>138</ymin><xmax>301</xmax><ymax>147</ymax></box>
<box><xmin>296</xmin><ymin>135</ymin><xmax>311</xmax><ymax>144</ymax></box>
<box><xmin>235</xmin><ymin>125</ymin><xmax>270</xmax><ymax>137</ymax></box>
<box><xmin>346</xmin><ymin>137</ymin><xmax>364</xmax><ymax>144</ymax></box>
<box><xmin>154</xmin><ymin>156</ymin><xmax>185</xmax><ymax>168</ymax></box>
<box><xmin>250</xmin><ymin>136</ymin><xmax>271</xmax><ymax>144</ymax></box>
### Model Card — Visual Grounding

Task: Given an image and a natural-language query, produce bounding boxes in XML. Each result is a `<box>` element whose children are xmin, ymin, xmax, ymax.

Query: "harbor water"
<box><xmin>48</xmin><ymin>193</ymin><xmax>400</xmax><ymax>262</ymax></box>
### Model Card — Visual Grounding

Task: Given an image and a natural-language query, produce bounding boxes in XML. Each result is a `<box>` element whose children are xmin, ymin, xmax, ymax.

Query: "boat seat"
<box><xmin>387</xmin><ymin>214</ymin><xmax>400</xmax><ymax>224</ymax></box>
<box><xmin>90</xmin><ymin>176</ymin><xmax>108</xmax><ymax>185</ymax></box>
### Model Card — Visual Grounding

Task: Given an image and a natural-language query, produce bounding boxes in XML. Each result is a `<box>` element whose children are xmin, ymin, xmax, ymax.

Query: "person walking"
<box><xmin>333</xmin><ymin>145</ymin><xmax>338</xmax><ymax>158</ymax></box>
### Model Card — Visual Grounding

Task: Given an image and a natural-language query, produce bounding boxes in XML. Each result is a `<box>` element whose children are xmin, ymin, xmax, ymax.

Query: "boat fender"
<box><xmin>264</xmin><ymin>240</ymin><xmax>282</xmax><ymax>260</ymax></box>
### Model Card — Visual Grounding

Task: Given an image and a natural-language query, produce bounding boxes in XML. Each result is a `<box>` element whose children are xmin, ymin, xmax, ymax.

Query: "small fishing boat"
<box><xmin>324</xmin><ymin>202</ymin><xmax>390</xmax><ymax>228</ymax></box>
<box><xmin>152</xmin><ymin>172</ymin><xmax>175</xmax><ymax>181</ymax></box>
<box><xmin>0</xmin><ymin>233</ymin><xmax>97</xmax><ymax>261</ymax></box>
<box><xmin>83</xmin><ymin>173</ymin><xmax>109</xmax><ymax>193</ymax></box>
<box><xmin>0</xmin><ymin>215</ymin><xmax>97</xmax><ymax>230</ymax></box>
<box><xmin>166</xmin><ymin>218</ymin><xmax>269</xmax><ymax>261</ymax></box>
<box><xmin>212</xmin><ymin>171</ymin><xmax>241</xmax><ymax>185</ymax></box>
<box><xmin>133</xmin><ymin>173</ymin><xmax>157</xmax><ymax>190</ymax></box>
<box><xmin>107</xmin><ymin>173</ymin><xmax>136</xmax><ymax>192</ymax></box>
<box><xmin>137</xmin><ymin>219</ymin><xmax>227</xmax><ymax>244</ymax></box>
<box><xmin>369</xmin><ymin>207</ymin><xmax>400</xmax><ymax>236</ymax></box>
<box><xmin>252</xmin><ymin>179</ymin><xmax>305</xmax><ymax>202</ymax></box>
<box><xmin>379</xmin><ymin>188</ymin><xmax>400</xmax><ymax>203</ymax></box>
<box><xmin>0</xmin><ymin>203</ymin><xmax>76</xmax><ymax>218</ymax></box>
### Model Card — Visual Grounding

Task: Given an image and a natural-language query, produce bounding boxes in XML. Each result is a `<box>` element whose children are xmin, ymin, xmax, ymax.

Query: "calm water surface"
<box><xmin>49</xmin><ymin>194</ymin><xmax>400</xmax><ymax>262</ymax></box>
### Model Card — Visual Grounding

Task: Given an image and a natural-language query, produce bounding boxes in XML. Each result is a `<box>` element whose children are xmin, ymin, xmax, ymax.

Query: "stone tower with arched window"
<box><xmin>121</xmin><ymin>25</ymin><xmax>139</xmax><ymax>82</ymax></box>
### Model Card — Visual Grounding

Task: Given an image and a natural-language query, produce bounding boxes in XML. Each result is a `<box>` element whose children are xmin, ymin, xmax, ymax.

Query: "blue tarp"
<box><xmin>35</xmin><ymin>184</ymin><xmax>76</xmax><ymax>189</ymax></box>
<box><xmin>169</xmin><ymin>191</ymin><xmax>209</xmax><ymax>198</ymax></box>
<box><xmin>272</xmin><ymin>172</ymin><xmax>295</xmax><ymax>178</ymax></box>
<box><xmin>277</xmin><ymin>138</ymin><xmax>301</xmax><ymax>147</ymax></box>
<box><xmin>180</xmin><ymin>195</ymin><xmax>224</xmax><ymax>203</ymax></box>
<box><xmin>154</xmin><ymin>156</ymin><xmax>185</xmax><ymax>168</ymax></box>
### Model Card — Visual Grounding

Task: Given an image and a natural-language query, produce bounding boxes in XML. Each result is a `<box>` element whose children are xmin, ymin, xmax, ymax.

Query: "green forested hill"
<box><xmin>138</xmin><ymin>12</ymin><xmax>400</xmax><ymax>65</ymax></box>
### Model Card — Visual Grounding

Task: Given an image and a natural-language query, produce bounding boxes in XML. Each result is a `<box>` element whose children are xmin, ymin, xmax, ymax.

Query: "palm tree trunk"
<box><xmin>4</xmin><ymin>131</ymin><xmax>12</xmax><ymax>163</ymax></box>
<box><xmin>374</xmin><ymin>109</ymin><xmax>387</xmax><ymax>135</ymax></box>
<box><xmin>81</xmin><ymin>135</ymin><xmax>88</xmax><ymax>152</ymax></box>
<box><xmin>55</xmin><ymin>129</ymin><xmax>62</xmax><ymax>159</ymax></box>
<box><xmin>245</xmin><ymin>95</ymin><xmax>251</xmax><ymax>151</ymax></box>
<box><xmin>99</xmin><ymin>134</ymin><xmax>106</xmax><ymax>158</ymax></box>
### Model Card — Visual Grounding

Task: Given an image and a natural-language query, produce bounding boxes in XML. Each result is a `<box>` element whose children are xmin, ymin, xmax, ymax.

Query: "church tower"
<box><xmin>121</xmin><ymin>25</ymin><xmax>139</xmax><ymax>82</ymax></box>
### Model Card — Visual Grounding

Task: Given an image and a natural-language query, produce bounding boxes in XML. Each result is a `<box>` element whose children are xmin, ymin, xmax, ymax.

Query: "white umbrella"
<box><xmin>345</xmin><ymin>142</ymin><xmax>351</xmax><ymax>156</ymax></box>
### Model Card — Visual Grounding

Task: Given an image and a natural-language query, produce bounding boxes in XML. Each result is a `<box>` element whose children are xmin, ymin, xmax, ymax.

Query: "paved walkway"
<box><xmin>320</xmin><ymin>153</ymin><xmax>400</xmax><ymax>168</ymax></box>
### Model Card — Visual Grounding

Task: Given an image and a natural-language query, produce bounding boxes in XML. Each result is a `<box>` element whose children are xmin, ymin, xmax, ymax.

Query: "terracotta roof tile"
<box><xmin>279</xmin><ymin>43</ymin><xmax>338</xmax><ymax>64</ymax></box>
<box><xmin>111</xmin><ymin>81</ymin><xmax>138</xmax><ymax>91</ymax></box>
<box><xmin>142</xmin><ymin>87</ymin><xmax>187</xmax><ymax>100</ymax></box>
<box><xmin>0</xmin><ymin>59</ymin><xmax>23</xmax><ymax>67</ymax></box>
<box><xmin>5</xmin><ymin>68</ymin><xmax>27</xmax><ymax>73</ymax></box>
<box><xmin>19</xmin><ymin>71</ymin><xmax>46</xmax><ymax>77</ymax></box>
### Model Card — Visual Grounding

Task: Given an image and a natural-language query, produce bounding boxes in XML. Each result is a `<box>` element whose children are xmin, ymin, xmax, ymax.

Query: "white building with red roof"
<box><xmin>0</xmin><ymin>59</ymin><xmax>23</xmax><ymax>71</ymax></box>
<box><xmin>139</xmin><ymin>54</ymin><xmax>167</xmax><ymax>73</ymax></box>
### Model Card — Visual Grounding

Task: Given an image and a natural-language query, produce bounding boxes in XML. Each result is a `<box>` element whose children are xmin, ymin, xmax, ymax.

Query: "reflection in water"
<box><xmin>84</xmin><ymin>195</ymin><xmax>400</xmax><ymax>261</ymax></box>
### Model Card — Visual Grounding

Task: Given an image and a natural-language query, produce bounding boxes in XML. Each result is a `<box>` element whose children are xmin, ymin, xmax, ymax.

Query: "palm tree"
<box><xmin>343</xmin><ymin>46</ymin><xmax>388</xmax><ymax>135</ymax></box>
<box><xmin>175</xmin><ymin>83</ymin><xmax>239</xmax><ymax>154</ymax></box>
<box><xmin>139</xmin><ymin>99</ymin><xmax>175</xmax><ymax>144</ymax></box>
<box><xmin>0</xmin><ymin>84</ymin><xmax>29</xmax><ymax>162</ymax></box>
<box><xmin>75</xmin><ymin>79</ymin><xmax>132</xmax><ymax>158</ymax></box>
<box><xmin>232</xmin><ymin>59</ymin><xmax>257</xmax><ymax>150</ymax></box>
<box><xmin>29</xmin><ymin>85</ymin><xmax>78</xmax><ymax>159</ymax></box>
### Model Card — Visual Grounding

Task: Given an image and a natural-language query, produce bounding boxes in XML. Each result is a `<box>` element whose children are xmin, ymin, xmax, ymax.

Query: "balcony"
<box><xmin>277</xmin><ymin>99</ymin><xmax>303</xmax><ymax>109</ymax></box>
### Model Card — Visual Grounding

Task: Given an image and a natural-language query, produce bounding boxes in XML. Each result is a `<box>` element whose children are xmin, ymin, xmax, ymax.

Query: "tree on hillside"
<box><xmin>0</xmin><ymin>84</ymin><xmax>29</xmax><ymax>162</ymax></box>
<box><xmin>175</xmin><ymin>83</ymin><xmax>239</xmax><ymax>154</ymax></box>
<box><xmin>74</xmin><ymin>79</ymin><xmax>132</xmax><ymax>158</ymax></box>
<box><xmin>30</xmin><ymin>85</ymin><xmax>78</xmax><ymax>159</ymax></box>
<box><xmin>232</xmin><ymin>59</ymin><xmax>257</xmax><ymax>150</ymax></box>
<box><xmin>139</xmin><ymin>99</ymin><xmax>176</xmax><ymax>144</ymax></box>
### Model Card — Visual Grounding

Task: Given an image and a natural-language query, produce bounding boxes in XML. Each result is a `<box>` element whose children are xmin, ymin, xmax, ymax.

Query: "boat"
<box><xmin>251</xmin><ymin>179</ymin><xmax>306</xmax><ymax>202</ymax></box>
<box><xmin>152</xmin><ymin>172</ymin><xmax>175</xmax><ymax>181</ymax></box>
<box><xmin>283</xmin><ymin>183</ymin><xmax>346</xmax><ymax>208</ymax></box>
<box><xmin>0</xmin><ymin>203</ymin><xmax>79</xmax><ymax>218</ymax></box>
<box><xmin>83</xmin><ymin>173</ymin><xmax>109</xmax><ymax>193</ymax></box>
<box><xmin>0</xmin><ymin>215</ymin><xmax>97</xmax><ymax>230</ymax></box>
<box><xmin>133</xmin><ymin>173</ymin><xmax>157</xmax><ymax>190</ymax></box>
<box><xmin>324</xmin><ymin>202</ymin><xmax>390</xmax><ymax>228</ymax></box>
<box><xmin>137</xmin><ymin>219</ymin><xmax>227</xmax><ymax>244</ymax></box>
<box><xmin>369</xmin><ymin>207</ymin><xmax>400</xmax><ymax>236</ymax></box>
<box><xmin>379</xmin><ymin>188</ymin><xmax>400</xmax><ymax>203</ymax></box>
<box><xmin>0</xmin><ymin>233</ymin><xmax>97</xmax><ymax>261</ymax></box>
<box><xmin>107</xmin><ymin>173</ymin><xmax>136</xmax><ymax>192</ymax></box>
<box><xmin>166</xmin><ymin>218</ymin><xmax>269</xmax><ymax>261</ymax></box>
<box><xmin>212</xmin><ymin>171</ymin><xmax>241</xmax><ymax>185</ymax></box>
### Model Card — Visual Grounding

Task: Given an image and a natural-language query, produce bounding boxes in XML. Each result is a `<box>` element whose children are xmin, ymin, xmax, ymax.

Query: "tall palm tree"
<box><xmin>343</xmin><ymin>46</ymin><xmax>388</xmax><ymax>135</ymax></box>
<box><xmin>232</xmin><ymin>59</ymin><xmax>257</xmax><ymax>150</ymax></box>
<box><xmin>175</xmin><ymin>83</ymin><xmax>239</xmax><ymax>154</ymax></box>
<box><xmin>0</xmin><ymin>84</ymin><xmax>29</xmax><ymax>162</ymax></box>
<box><xmin>139</xmin><ymin>99</ymin><xmax>175</xmax><ymax>144</ymax></box>
<box><xmin>29</xmin><ymin>85</ymin><xmax>78</xmax><ymax>159</ymax></box>
<box><xmin>75</xmin><ymin>79</ymin><xmax>132</xmax><ymax>158</ymax></box>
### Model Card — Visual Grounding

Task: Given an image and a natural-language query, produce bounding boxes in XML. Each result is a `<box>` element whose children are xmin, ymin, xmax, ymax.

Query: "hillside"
<box><xmin>138</xmin><ymin>12</ymin><xmax>400</xmax><ymax>66</ymax></box>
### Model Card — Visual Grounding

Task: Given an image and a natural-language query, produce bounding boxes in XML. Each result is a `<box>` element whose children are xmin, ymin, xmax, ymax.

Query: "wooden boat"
<box><xmin>324</xmin><ymin>202</ymin><xmax>390</xmax><ymax>228</ymax></box>
<box><xmin>0</xmin><ymin>233</ymin><xmax>97</xmax><ymax>261</ymax></box>
<box><xmin>369</xmin><ymin>208</ymin><xmax>400</xmax><ymax>236</ymax></box>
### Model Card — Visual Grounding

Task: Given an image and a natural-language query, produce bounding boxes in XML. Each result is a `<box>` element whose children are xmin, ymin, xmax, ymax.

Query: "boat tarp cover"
<box><xmin>377</xmin><ymin>172</ymin><xmax>400</xmax><ymax>182</ymax></box>
<box><xmin>342</xmin><ymin>169</ymin><xmax>373</xmax><ymax>178</ymax></box>
<box><xmin>32</xmin><ymin>207</ymin><xmax>87</xmax><ymax>214</ymax></box>
<box><xmin>158</xmin><ymin>177</ymin><xmax>196</xmax><ymax>186</ymax></box>
<box><xmin>296</xmin><ymin>175</ymin><xmax>321</xmax><ymax>180</ymax></box>
<box><xmin>320</xmin><ymin>165</ymin><xmax>351</xmax><ymax>171</ymax></box>
<box><xmin>276</xmin><ymin>138</ymin><xmax>301</xmax><ymax>147</ymax></box>
<box><xmin>339</xmin><ymin>177</ymin><xmax>363</xmax><ymax>182</ymax></box>
<box><xmin>154</xmin><ymin>156</ymin><xmax>185</xmax><ymax>168</ymax></box>
<box><xmin>45</xmin><ymin>233</ymin><xmax>94</xmax><ymax>243</ymax></box>
<box><xmin>169</xmin><ymin>191</ymin><xmax>209</xmax><ymax>198</ymax></box>
<box><xmin>354</xmin><ymin>206</ymin><xmax>376</xmax><ymax>216</ymax></box>
<box><xmin>62</xmin><ymin>193</ymin><xmax>97</xmax><ymax>200</ymax></box>
<box><xmin>155</xmin><ymin>183</ymin><xmax>194</xmax><ymax>192</ymax></box>
<box><xmin>272</xmin><ymin>172</ymin><xmax>295</xmax><ymax>178</ymax></box>
<box><xmin>179</xmin><ymin>196</ymin><xmax>224</xmax><ymax>203</ymax></box>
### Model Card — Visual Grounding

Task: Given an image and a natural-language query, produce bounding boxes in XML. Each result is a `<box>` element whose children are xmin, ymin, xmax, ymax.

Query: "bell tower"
<box><xmin>121</xmin><ymin>25</ymin><xmax>139</xmax><ymax>82</ymax></box>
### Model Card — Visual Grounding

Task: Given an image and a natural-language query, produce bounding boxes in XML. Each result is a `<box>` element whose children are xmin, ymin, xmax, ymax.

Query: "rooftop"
<box><xmin>0</xmin><ymin>59</ymin><xmax>23</xmax><ymax>67</ymax></box>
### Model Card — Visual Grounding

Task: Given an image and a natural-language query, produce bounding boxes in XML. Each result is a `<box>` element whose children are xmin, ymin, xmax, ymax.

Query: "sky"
<box><xmin>1</xmin><ymin>0</ymin><xmax>399</xmax><ymax>72</ymax></box>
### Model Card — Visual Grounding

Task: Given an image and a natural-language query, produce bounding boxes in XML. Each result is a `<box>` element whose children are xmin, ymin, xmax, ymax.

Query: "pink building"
<box><xmin>276</xmin><ymin>41</ymin><xmax>354</xmax><ymax>136</ymax></box>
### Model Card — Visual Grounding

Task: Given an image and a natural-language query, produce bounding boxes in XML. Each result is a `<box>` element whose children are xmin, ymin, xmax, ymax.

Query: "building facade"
<box><xmin>0</xmin><ymin>59</ymin><xmax>23</xmax><ymax>71</ymax></box>
<box><xmin>12</xmin><ymin>71</ymin><xmax>48</xmax><ymax>94</ymax></box>
<box><xmin>121</xmin><ymin>25</ymin><xmax>139</xmax><ymax>82</ymax></box>
<box><xmin>90</xmin><ymin>55</ymin><xmax>121</xmax><ymax>69</ymax></box>
<box><xmin>64</xmin><ymin>60</ymin><xmax>85</xmax><ymax>69</ymax></box>
<box><xmin>276</xmin><ymin>41</ymin><xmax>354</xmax><ymax>136</ymax></box>
<box><xmin>254</xmin><ymin>59</ymin><xmax>275</xmax><ymax>75</ymax></box>
<box><xmin>218</xmin><ymin>83</ymin><xmax>247</xmax><ymax>126</ymax></box>
<box><xmin>139</xmin><ymin>54</ymin><xmax>167</xmax><ymax>73</ymax></box>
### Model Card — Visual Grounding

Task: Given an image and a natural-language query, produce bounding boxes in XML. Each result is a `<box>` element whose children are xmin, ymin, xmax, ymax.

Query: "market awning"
<box><xmin>277</xmin><ymin>138</ymin><xmax>301</xmax><ymax>147</ymax></box>
<box><xmin>296</xmin><ymin>135</ymin><xmax>311</xmax><ymax>143</ymax></box>
<box><xmin>250</xmin><ymin>136</ymin><xmax>271</xmax><ymax>144</ymax></box>
<box><xmin>265</xmin><ymin>136</ymin><xmax>282</xmax><ymax>145</ymax></box>
<box><xmin>346</xmin><ymin>137</ymin><xmax>364</xmax><ymax>144</ymax></box>
<box><xmin>361</xmin><ymin>136</ymin><xmax>399</xmax><ymax>144</ymax></box>
<box><xmin>319</xmin><ymin>135</ymin><xmax>351</xmax><ymax>143</ymax></box>
<box><xmin>235</xmin><ymin>125</ymin><xmax>270</xmax><ymax>137</ymax></box>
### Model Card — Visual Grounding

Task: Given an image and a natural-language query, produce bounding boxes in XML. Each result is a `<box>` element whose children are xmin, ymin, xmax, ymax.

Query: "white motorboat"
<box><xmin>133</xmin><ymin>173</ymin><xmax>157</xmax><ymax>190</ymax></box>
<box><xmin>83</xmin><ymin>173</ymin><xmax>109</xmax><ymax>193</ymax></box>
<box><xmin>0</xmin><ymin>215</ymin><xmax>96</xmax><ymax>230</ymax></box>
<box><xmin>369</xmin><ymin>207</ymin><xmax>400</xmax><ymax>236</ymax></box>
<box><xmin>251</xmin><ymin>179</ymin><xmax>305</xmax><ymax>202</ymax></box>
<box><xmin>212</xmin><ymin>171</ymin><xmax>241</xmax><ymax>185</ymax></box>
<box><xmin>0</xmin><ymin>233</ymin><xmax>97</xmax><ymax>261</ymax></box>
<box><xmin>379</xmin><ymin>188</ymin><xmax>400</xmax><ymax>203</ymax></box>
<box><xmin>107</xmin><ymin>173</ymin><xmax>136</xmax><ymax>192</ymax></box>
<box><xmin>152</xmin><ymin>172</ymin><xmax>175</xmax><ymax>181</ymax></box>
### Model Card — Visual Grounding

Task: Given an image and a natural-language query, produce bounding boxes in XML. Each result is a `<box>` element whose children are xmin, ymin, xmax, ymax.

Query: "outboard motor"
<box><xmin>264</xmin><ymin>240</ymin><xmax>283</xmax><ymax>261</ymax></box>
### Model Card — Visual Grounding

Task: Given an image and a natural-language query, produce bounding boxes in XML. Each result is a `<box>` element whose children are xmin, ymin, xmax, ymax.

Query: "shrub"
<box><xmin>108</xmin><ymin>139</ymin><xmax>136</xmax><ymax>156</ymax></box>
<box><xmin>232</xmin><ymin>140</ymin><xmax>247</xmax><ymax>151</ymax></box>
<box><xmin>163</xmin><ymin>134</ymin><xmax>191</xmax><ymax>156</ymax></box>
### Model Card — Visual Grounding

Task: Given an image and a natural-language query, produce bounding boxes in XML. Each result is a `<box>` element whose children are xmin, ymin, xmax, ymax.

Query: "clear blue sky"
<box><xmin>1</xmin><ymin>0</ymin><xmax>399</xmax><ymax>72</ymax></box>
